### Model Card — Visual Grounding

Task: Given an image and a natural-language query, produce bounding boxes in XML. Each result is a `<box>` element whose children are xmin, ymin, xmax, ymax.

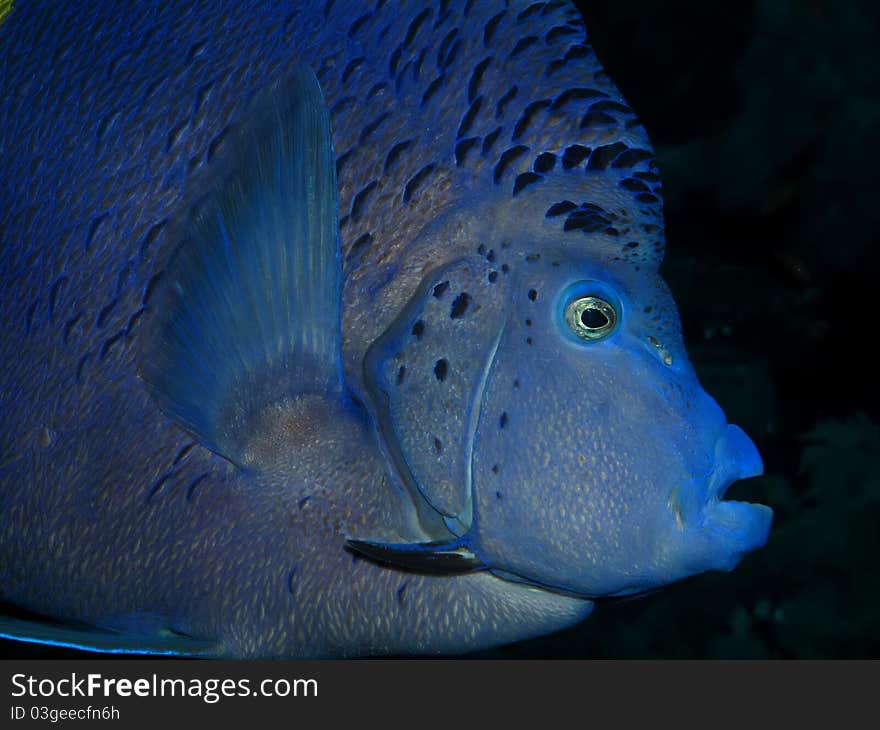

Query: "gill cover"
<box><xmin>364</xmin><ymin>256</ymin><xmax>507</xmax><ymax>536</ymax></box>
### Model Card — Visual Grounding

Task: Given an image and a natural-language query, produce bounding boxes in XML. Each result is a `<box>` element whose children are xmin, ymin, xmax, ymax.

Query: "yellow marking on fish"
<box><xmin>0</xmin><ymin>0</ymin><xmax>13</xmax><ymax>28</ymax></box>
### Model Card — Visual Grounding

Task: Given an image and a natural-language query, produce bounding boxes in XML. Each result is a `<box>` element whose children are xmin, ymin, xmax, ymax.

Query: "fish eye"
<box><xmin>564</xmin><ymin>295</ymin><xmax>618</xmax><ymax>341</ymax></box>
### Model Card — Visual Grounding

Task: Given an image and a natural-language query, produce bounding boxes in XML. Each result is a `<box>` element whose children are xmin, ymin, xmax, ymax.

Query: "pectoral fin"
<box><xmin>141</xmin><ymin>66</ymin><xmax>343</xmax><ymax>466</ymax></box>
<box><xmin>345</xmin><ymin>537</ymin><xmax>487</xmax><ymax>575</ymax></box>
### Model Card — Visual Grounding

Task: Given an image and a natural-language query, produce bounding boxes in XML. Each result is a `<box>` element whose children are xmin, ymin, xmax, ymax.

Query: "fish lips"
<box><xmin>670</xmin><ymin>424</ymin><xmax>773</xmax><ymax>572</ymax></box>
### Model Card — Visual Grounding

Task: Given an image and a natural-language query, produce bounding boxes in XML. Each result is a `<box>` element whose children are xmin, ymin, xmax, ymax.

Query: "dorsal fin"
<box><xmin>141</xmin><ymin>66</ymin><xmax>342</xmax><ymax>465</ymax></box>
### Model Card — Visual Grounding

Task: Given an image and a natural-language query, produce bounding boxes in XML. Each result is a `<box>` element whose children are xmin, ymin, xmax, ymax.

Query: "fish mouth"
<box><xmin>708</xmin><ymin>423</ymin><xmax>765</xmax><ymax>499</ymax></box>
<box><xmin>670</xmin><ymin>424</ymin><xmax>773</xmax><ymax>568</ymax></box>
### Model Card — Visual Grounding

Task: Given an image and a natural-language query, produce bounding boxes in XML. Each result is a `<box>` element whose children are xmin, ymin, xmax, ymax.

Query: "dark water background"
<box><xmin>3</xmin><ymin>0</ymin><xmax>878</xmax><ymax>659</ymax></box>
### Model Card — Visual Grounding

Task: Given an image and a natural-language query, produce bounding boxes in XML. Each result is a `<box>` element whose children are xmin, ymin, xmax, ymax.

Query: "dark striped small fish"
<box><xmin>0</xmin><ymin>1</ymin><xmax>771</xmax><ymax>657</ymax></box>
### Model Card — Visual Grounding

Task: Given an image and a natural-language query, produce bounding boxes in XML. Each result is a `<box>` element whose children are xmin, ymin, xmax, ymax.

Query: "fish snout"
<box><xmin>668</xmin><ymin>423</ymin><xmax>772</xmax><ymax>575</ymax></box>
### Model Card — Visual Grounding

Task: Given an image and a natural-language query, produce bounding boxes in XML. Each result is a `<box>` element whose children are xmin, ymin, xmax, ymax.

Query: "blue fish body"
<box><xmin>0</xmin><ymin>0</ymin><xmax>771</xmax><ymax>657</ymax></box>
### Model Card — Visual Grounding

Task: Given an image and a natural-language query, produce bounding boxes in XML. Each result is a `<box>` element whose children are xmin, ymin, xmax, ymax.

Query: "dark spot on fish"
<box><xmin>348</xmin><ymin>12</ymin><xmax>372</xmax><ymax>38</ymax></box>
<box><xmin>484</xmin><ymin>10</ymin><xmax>506</xmax><ymax>46</ymax></box>
<box><xmin>468</xmin><ymin>56</ymin><xmax>492</xmax><ymax>103</ymax></box>
<box><xmin>336</xmin><ymin>149</ymin><xmax>354</xmax><ymax>179</ymax></box>
<box><xmin>626</xmin><ymin>241</ymin><xmax>640</xmax><ymax>248</ymax></box>
<box><xmin>99</xmin><ymin>329</ymin><xmax>126</xmax><ymax>361</ymax></box>
<box><xmin>389</xmin><ymin>46</ymin><xmax>403</xmax><ymax>77</ymax></box>
<box><xmin>463</xmin><ymin>0</ymin><xmax>477</xmax><ymax>16</ymax></box>
<box><xmin>482</xmin><ymin>126</ymin><xmax>502</xmax><ymax>156</ymax></box>
<box><xmin>513</xmin><ymin>99</ymin><xmax>551</xmax><ymax>141</ymax></box>
<box><xmin>636</xmin><ymin>192</ymin><xmax>659</xmax><ymax>204</ymax></box>
<box><xmin>63</xmin><ymin>311</ymin><xmax>84</xmax><ymax>345</ymax></box>
<box><xmin>513</xmin><ymin>379</ymin><xmax>520</xmax><ymax>389</ymax></box>
<box><xmin>499</xmin><ymin>412</ymin><xmax>508</xmax><ymax>429</ymax></box>
<box><xmin>351</xmin><ymin>180</ymin><xmax>378</xmax><ymax>221</ymax></box>
<box><xmin>528</xmin><ymin>289</ymin><xmax>538</xmax><ymax>301</ymax></box>
<box><xmin>397</xmin><ymin>365</ymin><xmax>406</xmax><ymax>384</ymax></box>
<box><xmin>96</xmin><ymin>298</ymin><xmax>118</xmax><ymax>328</ymax></box>
<box><xmin>457</xmin><ymin>96</ymin><xmax>482</xmax><ymax>140</ymax></box>
<box><xmin>433</xmin><ymin>281</ymin><xmax>449</xmax><ymax>298</ymax></box>
<box><xmin>440</xmin><ymin>38</ymin><xmax>460</xmax><ymax>70</ymax></box>
<box><xmin>48</xmin><ymin>276</ymin><xmax>67</xmax><ymax>321</ymax></box>
<box><xmin>526</xmin><ymin>253</ymin><xmax>541</xmax><ymax>262</ymax></box>
<box><xmin>550</xmin><ymin>87</ymin><xmax>607</xmax><ymax>110</ymax></box>
<box><xmin>287</xmin><ymin>567</ymin><xmax>298</xmax><ymax>596</ymax></box>
<box><xmin>342</xmin><ymin>57</ymin><xmax>366</xmax><ymax>83</ymax></box>
<box><xmin>404</xmin><ymin>8</ymin><xmax>432</xmax><ymax>48</ymax></box>
<box><xmin>488</xmin><ymin>271</ymin><xmax>498</xmax><ymax>283</ymax></box>
<box><xmin>434</xmin><ymin>359</ymin><xmax>448</xmax><ymax>382</ymax></box>
<box><xmin>346</xmin><ymin>232</ymin><xmax>372</xmax><ymax>263</ymax></box>
<box><xmin>565</xmin><ymin>44</ymin><xmax>590</xmax><ymax>61</ymax></box>
<box><xmin>412</xmin><ymin>320</ymin><xmax>425</xmax><ymax>338</ymax></box>
<box><xmin>359</xmin><ymin>112</ymin><xmax>390</xmax><ymax>144</ymax></box>
<box><xmin>546</xmin><ymin>200</ymin><xmax>577</xmax><ymax>217</ymax></box>
<box><xmin>493</xmin><ymin>145</ymin><xmax>529</xmax><ymax>184</ymax></box>
<box><xmin>206</xmin><ymin>124</ymin><xmax>233</xmax><ymax>163</ymax></box>
<box><xmin>633</xmin><ymin>170</ymin><xmax>661</xmax><ymax>182</ymax></box>
<box><xmin>501</xmin><ymin>263</ymin><xmax>510</xmax><ymax>273</ymax></box>
<box><xmin>525</xmin><ymin>319</ymin><xmax>532</xmax><ymax>327</ymax></box>
<box><xmin>420</xmin><ymin>74</ymin><xmax>445</xmax><ymax>107</ymax></box>
<box><xmin>587</xmin><ymin>142</ymin><xmax>629</xmax><ymax>170</ymax></box>
<box><xmin>396</xmin><ymin>580</ymin><xmax>409</xmax><ymax>605</ymax></box>
<box><xmin>384</xmin><ymin>139</ymin><xmax>414</xmax><ymax>173</ymax></box>
<box><xmin>562</xmin><ymin>144</ymin><xmax>591</xmax><ymax>169</ymax></box>
<box><xmin>534</xmin><ymin>153</ymin><xmax>556</xmax><ymax>173</ymax></box>
<box><xmin>403</xmin><ymin>164</ymin><xmax>434</xmax><ymax>204</ymax></box>
<box><xmin>139</xmin><ymin>220</ymin><xmax>166</xmax><ymax>254</ymax></box>
<box><xmin>433</xmin><ymin>437</ymin><xmax>443</xmax><ymax>452</ymax></box>
<box><xmin>580</xmin><ymin>111</ymin><xmax>617</xmax><ymax>128</ymax></box>
<box><xmin>545</xmin><ymin>25</ymin><xmax>580</xmax><ymax>43</ymax></box>
<box><xmin>437</xmin><ymin>28</ymin><xmax>458</xmax><ymax>69</ymax></box>
<box><xmin>590</xmin><ymin>100</ymin><xmax>633</xmax><ymax>115</ymax></box>
<box><xmin>173</xmin><ymin>442</ymin><xmax>196</xmax><ymax>465</ymax></box>
<box><xmin>511</xmin><ymin>36</ymin><xmax>539</xmax><ymax>57</ymax></box>
<box><xmin>450</xmin><ymin>292</ymin><xmax>470</xmax><ymax>319</ymax></box>
<box><xmin>492</xmin><ymin>464</ymin><xmax>500</xmax><ymax>474</ymax></box>
<box><xmin>85</xmin><ymin>212</ymin><xmax>110</xmax><ymax>253</ymax></box>
<box><xmin>147</xmin><ymin>470</ymin><xmax>175</xmax><ymax>502</ymax></box>
<box><xmin>24</xmin><ymin>299</ymin><xmax>39</xmax><ymax>336</ymax></box>
<box><xmin>544</xmin><ymin>2</ymin><xmax>572</xmax><ymax>16</ymax></box>
<box><xmin>487</xmin><ymin>249</ymin><xmax>496</xmax><ymax>262</ymax></box>
<box><xmin>330</xmin><ymin>95</ymin><xmax>356</xmax><ymax>117</ymax></box>
<box><xmin>496</xmin><ymin>491</ymin><xmax>503</xmax><ymax>500</ymax></box>
<box><xmin>613</xmin><ymin>148</ymin><xmax>655</xmax><ymax>169</ymax></box>
<box><xmin>75</xmin><ymin>352</ymin><xmax>91</xmax><ymax>383</ymax></box>
<box><xmin>620</xmin><ymin>178</ymin><xmax>649</xmax><ymax>193</ymax></box>
<box><xmin>513</xmin><ymin>171</ymin><xmax>541</xmax><ymax>196</ymax></box>
<box><xmin>518</xmin><ymin>3</ymin><xmax>547</xmax><ymax>21</ymax></box>
<box><xmin>478</xmin><ymin>244</ymin><xmax>486</xmax><ymax>255</ymax></box>
<box><xmin>496</xmin><ymin>85</ymin><xmax>518</xmax><ymax>118</ymax></box>
<box><xmin>298</xmin><ymin>496</ymin><xmax>310</xmax><ymax>510</ymax></box>
<box><xmin>526</xmin><ymin>337</ymin><xmax>533</xmax><ymax>345</ymax></box>
<box><xmin>564</xmin><ymin>209</ymin><xmax>611</xmax><ymax>233</ymax></box>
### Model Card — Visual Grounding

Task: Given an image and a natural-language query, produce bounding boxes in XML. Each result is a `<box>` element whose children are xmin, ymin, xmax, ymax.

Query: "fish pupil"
<box><xmin>581</xmin><ymin>307</ymin><xmax>609</xmax><ymax>330</ymax></box>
